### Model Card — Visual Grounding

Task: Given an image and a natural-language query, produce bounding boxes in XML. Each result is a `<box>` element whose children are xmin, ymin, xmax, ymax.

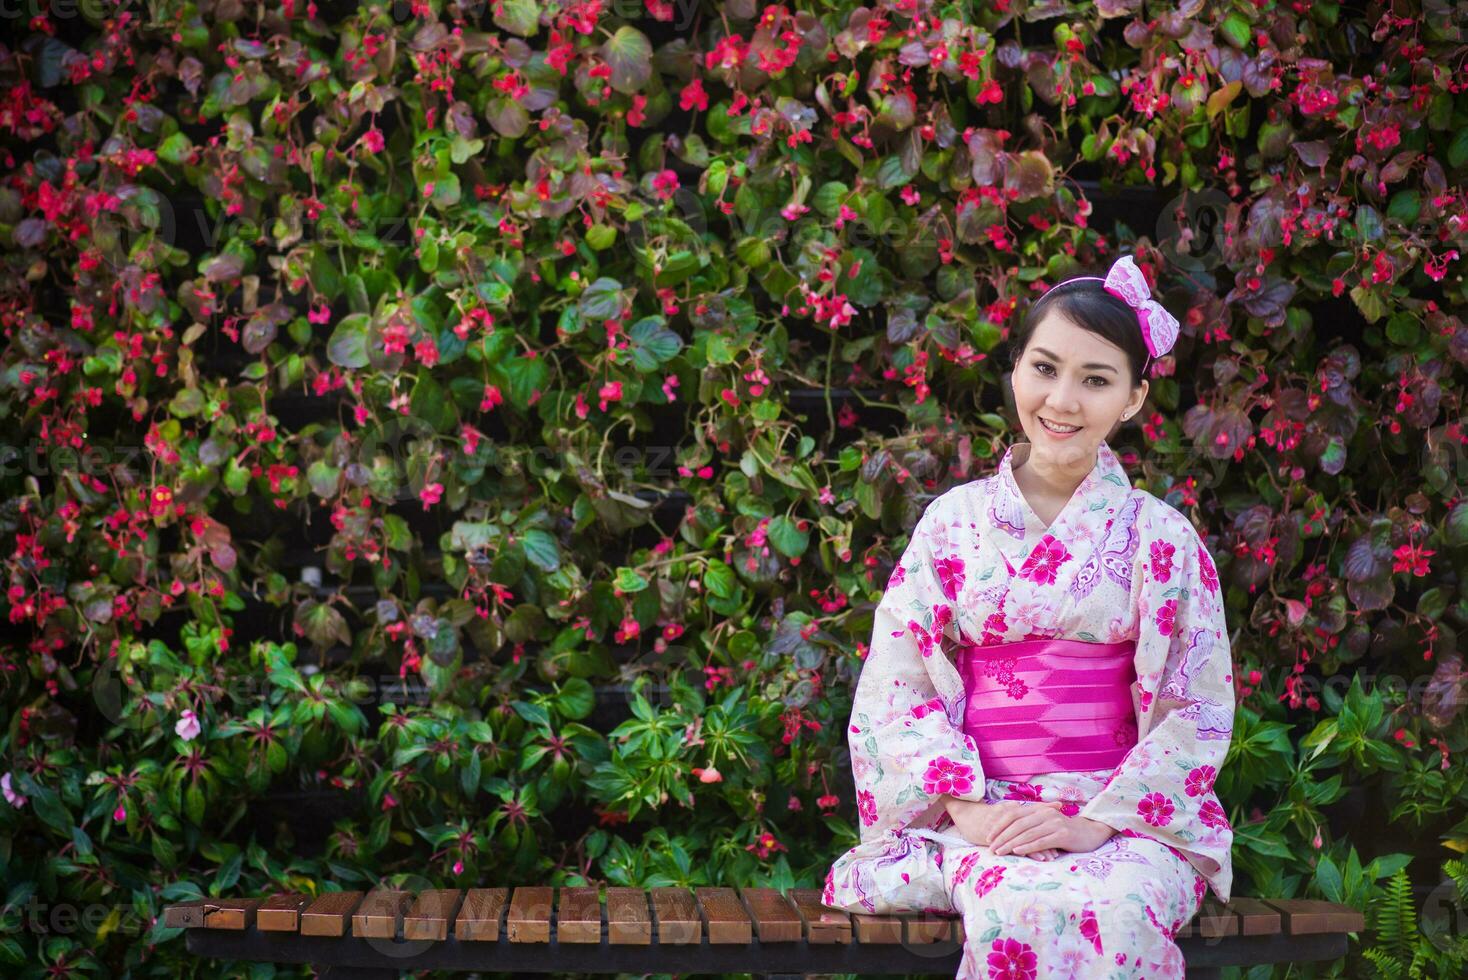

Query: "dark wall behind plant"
<box><xmin>3</xmin><ymin>0</ymin><xmax>1468</xmax><ymax>975</ymax></box>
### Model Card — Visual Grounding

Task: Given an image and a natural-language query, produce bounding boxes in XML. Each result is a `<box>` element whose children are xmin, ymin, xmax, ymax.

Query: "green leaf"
<box><xmin>704</xmin><ymin>559</ymin><xmax>736</xmax><ymax>599</ymax></box>
<box><xmin>602</xmin><ymin>27</ymin><xmax>653</xmax><ymax>94</ymax></box>
<box><xmin>579</xmin><ymin>277</ymin><xmax>625</xmax><ymax>320</ymax></box>
<box><xmin>1386</xmin><ymin>189</ymin><xmax>1420</xmax><ymax>225</ymax></box>
<box><xmin>767</xmin><ymin>516</ymin><xmax>810</xmax><ymax>558</ymax></box>
<box><xmin>521</xmin><ymin>529</ymin><xmax>561</xmax><ymax>572</ymax></box>
<box><xmin>327</xmin><ymin>314</ymin><xmax>371</xmax><ymax>368</ymax></box>
<box><xmin>629</xmin><ymin>316</ymin><xmax>682</xmax><ymax>372</ymax></box>
<box><xmin>1218</xmin><ymin>12</ymin><xmax>1252</xmax><ymax>48</ymax></box>
<box><xmin>557</xmin><ymin>677</ymin><xmax>595</xmax><ymax>720</ymax></box>
<box><xmin>615</xmin><ymin>567</ymin><xmax>650</xmax><ymax>592</ymax></box>
<box><xmin>158</xmin><ymin>132</ymin><xmax>194</xmax><ymax>166</ymax></box>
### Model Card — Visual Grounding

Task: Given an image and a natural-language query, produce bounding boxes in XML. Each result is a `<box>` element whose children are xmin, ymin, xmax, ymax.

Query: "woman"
<box><xmin>822</xmin><ymin>255</ymin><xmax>1235</xmax><ymax>978</ymax></box>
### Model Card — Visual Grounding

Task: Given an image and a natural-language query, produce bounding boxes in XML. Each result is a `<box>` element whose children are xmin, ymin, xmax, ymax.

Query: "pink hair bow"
<box><xmin>1071</xmin><ymin>255</ymin><xmax>1179</xmax><ymax>360</ymax></box>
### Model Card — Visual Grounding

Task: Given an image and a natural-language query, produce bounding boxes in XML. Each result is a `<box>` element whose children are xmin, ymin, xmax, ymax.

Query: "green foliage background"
<box><xmin>3</xmin><ymin>0</ymin><xmax>1468</xmax><ymax>975</ymax></box>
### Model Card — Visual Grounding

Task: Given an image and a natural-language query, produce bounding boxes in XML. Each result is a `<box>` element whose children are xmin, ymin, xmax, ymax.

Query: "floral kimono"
<box><xmin>822</xmin><ymin>440</ymin><xmax>1235</xmax><ymax>979</ymax></box>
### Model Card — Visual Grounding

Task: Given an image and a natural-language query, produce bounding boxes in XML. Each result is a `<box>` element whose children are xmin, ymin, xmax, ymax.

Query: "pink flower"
<box><xmin>694</xmin><ymin>766</ymin><xmax>722</xmax><ymax>783</ymax></box>
<box><xmin>1138</xmin><ymin>792</ymin><xmax>1175</xmax><ymax>827</ymax></box>
<box><xmin>679</xmin><ymin>78</ymin><xmax>709</xmax><ymax>112</ymax></box>
<box><xmin>1150</xmin><ymin>541</ymin><xmax>1175</xmax><ymax>582</ymax></box>
<box><xmin>2</xmin><ymin>772</ymin><xmax>26</xmax><ymax>809</ymax></box>
<box><xmin>419</xmin><ymin>482</ymin><xmax>444</xmax><ymax>510</ymax></box>
<box><xmin>933</xmin><ymin>555</ymin><xmax>966</xmax><ymax>601</ymax></box>
<box><xmin>175</xmin><ymin>709</ymin><xmax>201</xmax><ymax>742</ymax></box>
<box><xmin>986</xmin><ymin>936</ymin><xmax>1038</xmax><ymax>979</ymax></box>
<box><xmin>1079</xmin><ymin>905</ymin><xmax>1102</xmax><ymax>952</ymax></box>
<box><xmin>1198</xmin><ymin>799</ymin><xmax>1229</xmax><ymax>830</ymax></box>
<box><xmin>1198</xmin><ymin>547</ymin><xmax>1219</xmax><ymax>593</ymax></box>
<box><xmin>858</xmin><ymin>789</ymin><xmax>878</xmax><ymax>826</ymax></box>
<box><xmin>359</xmin><ymin>126</ymin><xmax>385</xmax><ymax>154</ymax></box>
<box><xmin>1155</xmin><ymin>599</ymin><xmax>1179</xmax><ymax>637</ymax></box>
<box><xmin>922</xmin><ymin>756</ymin><xmax>977</xmax><ymax>797</ymax></box>
<box><xmin>1185</xmin><ymin>765</ymin><xmax>1216</xmax><ymax>797</ymax></box>
<box><xmin>1017</xmin><ymin>534</ymin><xmax>1073</xmax><ymax>585</ymax></box>
<box><xmin>973</xmin><ymin>865</ymin><xmax>1006</xmax><ymax>898</ymax></box>
<box><xmin>113</xmin><ymin>803</ymin><xmax>127</xmax><ymax>822</ymax></box>
<box><xmin>598</xmin><ymin>381</ymin><xmax>624</xmax><ymax>412</ymax></box>
<box><xmin>1002</xmin><ymin>782</ymin><xmax>1043</xmax><ymax>802</ymax></box>
<box><xmin>453</xmin><ymin>859</ymin><xmax>464</xmax><ymax>875</ymax></box>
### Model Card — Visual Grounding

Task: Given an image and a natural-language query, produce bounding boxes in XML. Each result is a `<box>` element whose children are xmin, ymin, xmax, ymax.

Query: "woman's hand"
<box><xmin>944</xmin><ymin>799</ymin><xmax>1065</xmax><ymax>850</ymax></box>
<box><xmin>986</xmin><ymin>807</ymin><xmax>1116</xmax><ymax>857</ymax></box>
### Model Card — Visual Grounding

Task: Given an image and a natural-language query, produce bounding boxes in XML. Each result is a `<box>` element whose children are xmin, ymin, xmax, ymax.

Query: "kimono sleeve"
<box><xmin>1077</xmin><ymin>514</ymin><xmax>1236</xmax><ymax>902</ymax></box>
<box><xmin>822</xmin><ymin>498</ymin><xmax>985</xmax><ymax>915</ymax></box>
<box><xmin>844</xmin><ymin>498</ymin><xmax>987</xmax><ymax>844</ymax></box>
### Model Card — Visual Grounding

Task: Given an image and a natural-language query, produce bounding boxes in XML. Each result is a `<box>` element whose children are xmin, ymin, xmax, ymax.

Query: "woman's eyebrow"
<box><xmin>1031</xmin><ymin>347</ymin><xmax>1118</xmax><ymax>373</ymax></box>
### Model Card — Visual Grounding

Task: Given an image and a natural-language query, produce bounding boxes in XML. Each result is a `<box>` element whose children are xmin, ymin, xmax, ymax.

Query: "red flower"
<box><xmin>922</xmin><ymin>756</ymin><xmax>977</xmax><ymax>797</ymax></box>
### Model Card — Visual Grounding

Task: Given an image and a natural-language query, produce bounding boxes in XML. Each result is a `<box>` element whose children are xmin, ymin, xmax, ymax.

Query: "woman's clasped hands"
<box><xmin>944</xmin><ymin>798</ymin><xmax>1116</xmax><ymax>861</ymax></box>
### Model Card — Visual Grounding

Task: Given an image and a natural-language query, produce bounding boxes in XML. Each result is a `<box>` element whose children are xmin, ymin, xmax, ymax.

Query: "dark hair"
<box><xmin>1006</xmin><ymin>277</ymin><xmax>1150</xmax><ymax>387</ymax></box>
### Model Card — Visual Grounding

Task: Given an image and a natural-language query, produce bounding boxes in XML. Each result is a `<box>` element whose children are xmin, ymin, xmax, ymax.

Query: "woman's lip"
<box><xmin>1040</xmin><ymin>418</ymin><xmax>1082</xmax><ymax>430</ymax></box>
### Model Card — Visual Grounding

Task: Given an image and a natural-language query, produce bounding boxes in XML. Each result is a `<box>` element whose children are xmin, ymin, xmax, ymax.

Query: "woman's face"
<box><xmin>1010</xmin><ymin>312</ymin><xmax>1148</xmax><ymax>473</ymax></box>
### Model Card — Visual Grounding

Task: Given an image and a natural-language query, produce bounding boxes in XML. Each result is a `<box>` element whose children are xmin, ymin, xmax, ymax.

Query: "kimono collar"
<box><xmin>986</xmin><ymin>439</ymin><xmax>1134</xmax><ymax>568</ymax></box>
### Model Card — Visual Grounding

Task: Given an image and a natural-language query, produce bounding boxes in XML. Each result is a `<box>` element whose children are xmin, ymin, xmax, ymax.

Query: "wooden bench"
<box><xmin>164</xmin><ymin>885</ymin><xmax>1364</xmax><ymax>979</ymax></box>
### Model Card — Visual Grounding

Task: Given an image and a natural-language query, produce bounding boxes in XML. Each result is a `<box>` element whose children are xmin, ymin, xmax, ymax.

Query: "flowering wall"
<box><xmin>3</xmin><ymin>0</ymin><xmax>1468</xmax><ymax>974</ymax></box>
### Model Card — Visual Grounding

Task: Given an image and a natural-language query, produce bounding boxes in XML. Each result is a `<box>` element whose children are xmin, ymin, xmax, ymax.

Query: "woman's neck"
<box><xmin>1012</xmin><ymin>442</ymin><xmax>1093</xmax><ymax>503</ymax></box>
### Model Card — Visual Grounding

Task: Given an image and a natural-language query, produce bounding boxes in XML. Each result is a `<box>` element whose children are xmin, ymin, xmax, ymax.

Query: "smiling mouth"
<box><xmin>1040</xmin><ymin>417</ymin><xmax>1083</xmax><ymax>433</ymax></box>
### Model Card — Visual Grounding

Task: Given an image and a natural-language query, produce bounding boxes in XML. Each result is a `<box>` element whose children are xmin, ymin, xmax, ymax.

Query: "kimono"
<box><xmin>822</xmin><ymin>439</ymin><xmax>1235</xmax><ymax>979</ymax></box>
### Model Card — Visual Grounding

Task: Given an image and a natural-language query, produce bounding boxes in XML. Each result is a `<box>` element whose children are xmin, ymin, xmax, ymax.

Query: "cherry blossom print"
<box><xmin>923</xmin><ymin>756</ymin><xmax>977</xmax><ymax>796</ymax></box>
<box><xmin>1149</xmin><ymin>540</ymin><xmax>1176</xmax><ymax>582</ymax></box>
<box><xmin>986</xmin><ymin>936</ymin><xmax>1039</xmax><ymax>979</ymax></box>
<box><xmin>1002</xmin><ymin>782</ymin><xmax>1044</xmax><ymax>802</ymax></box>
<box><xmin>858</xmin><ymin>788</ymin><xmax>878</xmax><ymax>826</ymax></box>
<box><xmin>1138</xmin><ymin>792</ymin><xmax>1176</xmax><ymax>827</ymax></box>
<box><xmin>1198</xmin><ymin>798</ymin><xmax>1229</xmax><ymax>830</ymax></box>
<box><xmin>934</xmin><ymin>554</ymin><xmax>967</xmax><ymax>601</ymax></box>
<box><xmin>1185</xmin><ymin>765</ymin><xmax>1217</xmax><ymax>797</ymax></box>
<box><xmin>1079</xmin><ymin>905</ymin><xmax>1102</xmax><ymax>953</ymax></box>
<box><xmin>1154</xmin><ymin>598</ymin><xmax>1179</xmax><ymax>637</ymax></box>
<box><xmin>1198</xmin><ymin>545</ymin><xmax>1219</xmax><ymax>593</ymax></box>
<box><xmin>1017</xmin><ymin>534</ymin><xmax>1073</xmax><ymax>585</ymax></box>
<box><xmin>973</xmin><ymin>864</ymin><xmax>1006</xmax><ymax>898</ymax></box>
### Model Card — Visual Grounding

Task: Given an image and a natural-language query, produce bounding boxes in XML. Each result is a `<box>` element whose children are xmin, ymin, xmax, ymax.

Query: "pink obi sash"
<box><xmin>956</xmin><ymin>637</ymin><xmax>1139</xmax><ymax>781</ymax></box>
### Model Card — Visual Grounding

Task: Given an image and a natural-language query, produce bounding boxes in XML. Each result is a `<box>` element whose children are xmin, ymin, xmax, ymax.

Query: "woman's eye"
<box><xmin>1034</xmin><ymin>363</ymin><xmax>1107</xmax><ymax>386</ymax></box>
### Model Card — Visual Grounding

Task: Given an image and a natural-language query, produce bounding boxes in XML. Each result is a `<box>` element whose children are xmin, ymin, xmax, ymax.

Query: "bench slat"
<box><xmin>404</xmin><ymin>888</ymin><xmax>460</xmax><ymax>941</ymax></box>
<box><xmin>788</xmin><ymin>888</ymin><xmax>851</xmax><ymax>944</ymax></box>
<box><xmin>256</xmin><ymin>893</ymin><xmax>309</xmax><ymax>932</ymax></box>
<box><xmin>508</xmin><ymin>886</ymin><xmax>553</xmax><ymax>942</ymax></box>
<box><xmin>650</xmin><ymin>887</ymin><xmax>701</xmax><ymax>945</ymax></box>
<box><xmin>162</xmin><ymin>900</ymin><xmax>208</xmax><ymax>929</ymax></box>
<box><xmin>456</xmin><ymin>887</ymin><xmax>508</xmax><ymax>941</ymax></box>
<box><xmin>852</xmin><ymin>912</ymin><xmax>903</xmax><ymax>943</ymax></box>
<box><xmin>740</xmin><ymin>887</ymin><xmax>802</xmax><ymax>942</ymax></box>
<box><xmin>607</xmin><ymin>886</ymin><xmax>651</xmax><ymax>944</ymax></box>
<box><xmin>558</xmin><ymin>886</ymin><xmax>603</xmax><ymax>943</ymax></box>
<box><xmin>1262</xmin><ymin>898</ymin><xmax>1364</xmax><ymax>935</ymax></box>
<box><xmin>695</xmin><ymin>887</ymin><xmax>751</xmax><ymax>944</ymax></box>
<box><xmin>354</xmin><ymin>888</ymin><xmax>411</xmax><ymax>939</ymax></box>
<box><xmin>300</xmin><ymin>891</ymin><xmax>363</xmax><ymax>937</ymax></box>
<box><xmin>904</xmin><ymin>911</ymin><xmax>960</xmax><ymax>945</ymax></box>
<box><xmin>204</xmin><ymin>898</ymin><xmax>259</xmax><ymax>930</ymax></box>
<box><xmin>1225</xmin><ymin>896</ymin><xmax>1284</xmax><ymax>936</ymax></box>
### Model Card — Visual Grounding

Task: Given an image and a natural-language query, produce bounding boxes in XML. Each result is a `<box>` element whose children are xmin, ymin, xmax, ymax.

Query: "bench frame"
<box><xmin>167</xmin><ymin>886</ymin><xmax>1362</xmax><ymax>979</ymax></box>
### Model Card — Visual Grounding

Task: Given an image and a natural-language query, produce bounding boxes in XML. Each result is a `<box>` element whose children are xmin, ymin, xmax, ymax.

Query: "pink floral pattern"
<box><xmin>1018</xmin><ymin>533</ymin><xmax>1073</xmax><ymax>585</ymax></box>
<box><xmin>986</xmin><ymin>937</ymin><xmax>1038</xmax><ymax>979</ymax></box>
<box><xmin>1150</xmin><ymin>540</ymin><xmax>1175</xmax><ymax>582</ymax></box>
<box><xmin>823</xmin><ymin>439</ymin><xmax>1234</xmax><ymax>978</ymax></box>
